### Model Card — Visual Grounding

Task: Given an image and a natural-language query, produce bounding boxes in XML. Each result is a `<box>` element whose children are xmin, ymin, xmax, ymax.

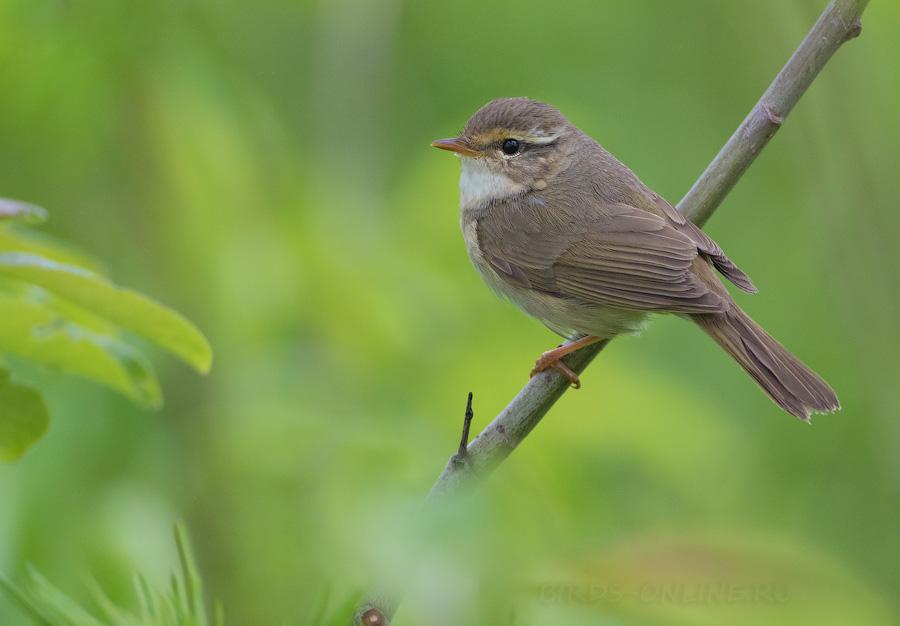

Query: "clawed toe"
<box><xmin>531</xmin><ymin>353</ymin><xmax>582</xmax><ymax>388</ymax></box>
<box><xmin>527</xmin><ymin>335</ymin><xmax>604</xmax><ymax>389</ymax></box>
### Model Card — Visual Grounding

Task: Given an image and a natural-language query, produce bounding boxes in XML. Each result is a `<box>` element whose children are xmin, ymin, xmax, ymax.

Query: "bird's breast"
<box><xmin>460</xmin><ymin>214</ymin><xmax>498</xmax><ymax>289</ymax></box>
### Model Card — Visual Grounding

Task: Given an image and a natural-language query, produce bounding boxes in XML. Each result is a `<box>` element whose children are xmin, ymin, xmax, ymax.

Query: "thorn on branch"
<box><xmin>763</xmin><ymin>103</ymin><xmax>784</xmax><ymax>125</ymax></box>
<box><xmin>845</xmin><ymin>19</ymin><xmax>862</xmax><ymax>41</ymax></box>
<box><xmin>452</xmin><ymin>392</ymin><xmax>474</xmax><ymax>465</ymax></box>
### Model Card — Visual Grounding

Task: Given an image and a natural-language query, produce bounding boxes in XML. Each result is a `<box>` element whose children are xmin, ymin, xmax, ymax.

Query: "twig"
<box><xmin>681</xmin><ymin>0</ymin><xmax>866</xmax><ymax>228</ymax></box>
<box><xmin>454</xmin><ymin>392</ymin><xmax>475</xmax><ymax>462</ymax></box>
<box><xmin>351</xmin><ymin>0</ymin><xmax>869</xmax><ymax>622</ymax></box>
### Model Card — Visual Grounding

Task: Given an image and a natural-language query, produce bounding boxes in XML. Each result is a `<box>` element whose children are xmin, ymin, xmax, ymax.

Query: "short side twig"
<box><xmin>454</xmin><ymin>392</ymin><xmax>474</xmax><ymax>462</ymax></box>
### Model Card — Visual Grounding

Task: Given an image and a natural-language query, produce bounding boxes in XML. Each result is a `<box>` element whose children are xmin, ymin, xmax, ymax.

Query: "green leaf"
<box><xmin>174</xmin><ymin>524</ymin><xmax>208</xmax><ymax>624</ymax></box>
<box><xmin>0</xmin><ymin>289</ymin><xmax>162</xmax><ymax>408</ymax></box>
<box><xmin>0</xmin><ymin>198</ymin><xmax>47</xmax><ymax>224</ymax></box>
<box><xmin>9</xmin><ymin>567</ymin><xmax>107</xmax><ymax>626</ymax></box>
<box><xmin>0</xmin><ymin>573</ymin><xmax>54</xmax><ymax>626</ymax></box>
<box><xmin>0</xmin><ymin>368</ymin><xmax>50</xmax><ymax>462</ymax></box>
<box><xmin>2</xmin><ymin>524</ymin><xmax>224</xmax><ymax>626</ymax></box>
<box><xmin>0</xmin><ymin>253</ymin><xmax>212</xmax><ymax>373</ymax></box>
<box><xmin>0</xmin><ymin>224</ymin><xmax>105</xmax><ymax>274</ymax></box>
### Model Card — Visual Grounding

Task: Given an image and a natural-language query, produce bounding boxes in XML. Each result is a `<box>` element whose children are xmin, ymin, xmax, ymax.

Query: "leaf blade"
<box><xmin>0</xmin><ymin>225</ymin><xmax>105</xmax><ymax>273</ymax></box>
<box><xmin>0</xmin><ymin>291</ymin><xmax>162</xmax><ymax>408</ymax></box>
<box><xmin>0</xmin><ymin>368</ymin><xmax>50</xmax><ymax>462</ymax></box>
<box><xmin>0</xmin><ymin>198</ymin><xmax>47</xmax><ymax>224</ymax></box>
<box><xmin>0</xmin><ymin>253</ymin><xmax>212</xmax><ymax>373</ymax></box>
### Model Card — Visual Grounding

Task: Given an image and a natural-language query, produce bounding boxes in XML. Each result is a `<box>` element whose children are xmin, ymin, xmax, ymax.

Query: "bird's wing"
<box><xmin>650</xmin><ymin>194</ymin><xmax>756</xmax><ymax>294</ymax></box>
<box><xmin>478</xmin><ymin>201</ymin><xmax>728</xmax><ymax>314</ymax></box>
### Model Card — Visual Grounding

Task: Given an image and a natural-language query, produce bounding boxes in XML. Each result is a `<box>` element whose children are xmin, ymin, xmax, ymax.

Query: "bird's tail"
<box><xmin>691</xmin><ymin>306</ymin><xmax>839</xmax><ymax>421</ymax></box>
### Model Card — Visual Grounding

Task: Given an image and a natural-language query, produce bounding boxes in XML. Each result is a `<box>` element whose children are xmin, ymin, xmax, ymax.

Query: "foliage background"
<box><xmin>1</xmin><ymin>0</ymin><xmax>899</xmax><ymax>624</ymax></box>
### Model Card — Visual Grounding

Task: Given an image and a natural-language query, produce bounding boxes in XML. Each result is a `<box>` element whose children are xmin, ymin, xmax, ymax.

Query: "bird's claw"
<box><xmin>530</xmin><ymin>353</ymin><xmax>581</xmax><ymax>389</ymax></box>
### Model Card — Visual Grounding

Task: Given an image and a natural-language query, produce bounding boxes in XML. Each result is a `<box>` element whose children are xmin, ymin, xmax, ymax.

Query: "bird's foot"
<box><xmin>528</xmin><ymin>335</ymin><xmax>605</xmax><ymax>389</ymax></box>
<box><xmin>531</xmin><ymin>354</ymin><xmax>582</xmax><ymax>388</ymax></box>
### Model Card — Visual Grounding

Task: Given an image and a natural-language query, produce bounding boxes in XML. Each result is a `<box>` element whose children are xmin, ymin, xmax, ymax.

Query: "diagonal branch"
<box><xmin>353</xmin><ymin>0</ymin><xmax>869</xmax><ymax>622</ymax></box>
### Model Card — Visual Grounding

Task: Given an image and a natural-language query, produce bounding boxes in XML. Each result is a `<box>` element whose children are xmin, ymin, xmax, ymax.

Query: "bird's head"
<box><xmin>432</xmin><ymin>98</ymin><xmax>579</xmax><ymax>207</ymax></box>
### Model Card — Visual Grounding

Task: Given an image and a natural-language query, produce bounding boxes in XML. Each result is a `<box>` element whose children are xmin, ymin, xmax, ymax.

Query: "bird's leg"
<box><xmin>530</xmin><ymin>335</ymin><xmax>604</xmax><ymax>389</ymax></box>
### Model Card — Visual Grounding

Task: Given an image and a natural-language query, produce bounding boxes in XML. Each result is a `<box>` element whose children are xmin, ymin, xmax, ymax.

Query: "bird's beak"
<box><xmin>431</xmin><ymin>137</ymin><xmax>482</xmax><ymax>157</ymax></box>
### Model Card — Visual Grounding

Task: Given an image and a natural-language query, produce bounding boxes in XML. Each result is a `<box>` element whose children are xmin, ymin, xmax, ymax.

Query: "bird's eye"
<box><xmin>501</xmin><ymin>138</ymin><xmax>520</xmax><ymax>155</ymax></box>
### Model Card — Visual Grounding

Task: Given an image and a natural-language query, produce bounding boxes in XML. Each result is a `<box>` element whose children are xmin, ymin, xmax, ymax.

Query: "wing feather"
<box><xmin>477</xmin><ymin>201</ymin><xmax>728</xmax><ymax>314</ymax></box>
<box><xmin>652</xmin><ymin>194</ymin><xmax>757</xmax><ymax>294</ymax></box>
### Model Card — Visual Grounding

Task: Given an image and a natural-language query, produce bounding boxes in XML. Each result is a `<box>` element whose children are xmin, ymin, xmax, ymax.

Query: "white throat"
<box><xmin>459</xmin><ymin>157</ymin><xmax>525</xmax><ymax>210</ymax></box>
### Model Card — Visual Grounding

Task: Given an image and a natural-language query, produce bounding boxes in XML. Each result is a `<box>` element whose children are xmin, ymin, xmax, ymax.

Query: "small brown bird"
<box><xmin>432</xmin><ymin>97</ymin><xmax>839</xmax><ymax>421</ymax></box>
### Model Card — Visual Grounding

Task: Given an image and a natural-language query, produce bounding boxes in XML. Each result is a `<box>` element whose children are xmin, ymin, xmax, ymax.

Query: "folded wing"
<box><xmin>479</xmin><ymin>202</ymin><xmax>732</xmax><ymax>314</ymax></box>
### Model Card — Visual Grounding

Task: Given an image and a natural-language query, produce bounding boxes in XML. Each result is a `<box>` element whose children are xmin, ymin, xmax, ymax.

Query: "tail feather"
<box><xmin>691</xmin><ymin>306</ymin><xmax>840</xmax><ymax>421</ymax></box>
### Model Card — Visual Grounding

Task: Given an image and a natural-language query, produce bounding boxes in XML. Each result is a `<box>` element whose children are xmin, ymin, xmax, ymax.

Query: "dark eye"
<box><xmin>501</xmin><ymin>138</ymin><xmax>520</xmax><ymax>155</ymax></box>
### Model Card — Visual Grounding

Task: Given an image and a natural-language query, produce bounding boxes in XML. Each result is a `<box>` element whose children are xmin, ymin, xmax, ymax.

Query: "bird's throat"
<box><xmin>459</xmin><ymin>157</ymin><xmax>526</xmax><ymax>210</ymax></box>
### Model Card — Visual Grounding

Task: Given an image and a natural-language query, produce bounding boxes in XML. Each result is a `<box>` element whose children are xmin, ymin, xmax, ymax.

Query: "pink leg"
<box><xmin>530</xmin><ymin>335</ymin><xmax>604</xmax><ymax>389</ymax></box>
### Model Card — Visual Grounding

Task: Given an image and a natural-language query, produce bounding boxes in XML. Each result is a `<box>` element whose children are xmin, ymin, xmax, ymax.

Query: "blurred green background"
<box><xmin>2</xmin><ymin>0</ymin><xmax>899</xmax><ymax>624</ymax></box>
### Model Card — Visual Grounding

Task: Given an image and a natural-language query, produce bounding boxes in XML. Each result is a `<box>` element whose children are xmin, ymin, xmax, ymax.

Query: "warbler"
<box><xmin>432</xmin><ymin>97</ymin><xmax>839</xmax><ymax>421</ymax></box>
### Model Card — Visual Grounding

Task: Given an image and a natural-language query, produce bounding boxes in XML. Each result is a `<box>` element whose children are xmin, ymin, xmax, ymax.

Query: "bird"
<box><xmin>431</xmin><ymin>97</ymin><xmax>839</xmax><ymax>421</ymax></box>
